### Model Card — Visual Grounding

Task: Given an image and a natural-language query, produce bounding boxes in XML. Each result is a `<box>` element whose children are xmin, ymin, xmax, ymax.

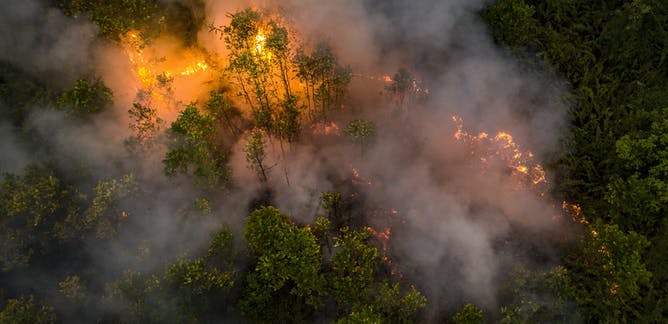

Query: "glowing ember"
<box><xmin>312</xmin><ymin>121</ymin><xmax>340</xmax><ymax>136</ymax></box>
<box><xmin>351</xmin><ymin>167</ymin><xmax>373</xmax><ymax>186</ymax></box>
<box><xmin>562</xmin><ymin>201</ymin><xmax>588</xmax><ymax>224</ymax></box>
<box><xmin>451</xmin><ymin>115</ymin><xmax>547</xmax><ymax>190</ymax></box>
<box><xmin>367</xmin><ymin>226</ymin><xmax>391</xmax><ymax>252</ymax></box>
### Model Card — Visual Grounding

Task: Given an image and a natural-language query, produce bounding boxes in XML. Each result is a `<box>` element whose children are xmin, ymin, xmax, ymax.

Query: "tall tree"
<box><xmin>240</xmin><ymin>206</ymin><xmax>323</xmax><ymax>322</ymax></box>
<box><xmin>163</xmin><ymin>104</ymin><xmax>230</xmax><ymax>190</ymax></box>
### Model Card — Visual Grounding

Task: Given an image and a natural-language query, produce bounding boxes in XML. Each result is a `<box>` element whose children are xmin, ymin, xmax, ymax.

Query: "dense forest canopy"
<box><xmin>0</xmin><ymin>0</ymin><xmax>666</xmax><ymax>322</ymax></box>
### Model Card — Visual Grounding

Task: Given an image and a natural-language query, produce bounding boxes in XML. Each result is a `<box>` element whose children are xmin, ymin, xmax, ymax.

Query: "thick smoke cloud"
<box><xmin>0</xmin><ymin>0</ymin><xmax>97</xmax><ymax>88</ymax></box>
<box><xmin>0</xmin><ymin>0</ymin><xmax>570</xmax><ymax>319</ymax></box>
<box><xmin>200</xmin><ymin>0</ymin><xmax>568</xmax><ymax>311</ymax></box>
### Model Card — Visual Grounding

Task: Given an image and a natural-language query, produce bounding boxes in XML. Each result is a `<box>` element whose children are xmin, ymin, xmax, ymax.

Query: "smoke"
<box><xmin>197</xmin><ymin>0</ymin><xmax>569</xmax><ymax>313</ymax></box>
<box><xmin>0</xmin><ymin>0</ymin><xmax>571</xmax><ymax>320</ymax></box>
<box><xmin>0</xmin><ymin>0</ymin><xmax>98</xmax><ymax>88</ymax></box>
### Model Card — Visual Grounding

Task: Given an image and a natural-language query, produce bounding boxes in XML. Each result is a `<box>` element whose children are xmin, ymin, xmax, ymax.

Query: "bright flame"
<box><xmin>180</xmin><ymin>61</ymin><xmax>209</xmax><ymax>76</ymax></box>
<box><xmin>451</xmin><ymin>115</ymin><xmax>547</xmax><ymax>190</ymax></box>
<box><xmin>255</xmin><ymin>30</ymin><xmax>266</xmax><ymax>54</ymax></box>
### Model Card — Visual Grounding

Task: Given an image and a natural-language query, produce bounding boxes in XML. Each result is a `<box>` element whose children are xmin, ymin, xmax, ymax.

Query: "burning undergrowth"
<box><xmin>0</xmin><ymin>0</ymin><xmax>578</xmax><ymax>321</ymax></box>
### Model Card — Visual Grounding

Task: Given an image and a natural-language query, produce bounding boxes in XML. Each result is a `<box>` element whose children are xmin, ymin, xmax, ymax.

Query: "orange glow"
<box><xmin>255</xmin><ymin>30</ymin><xmax>266</xmax><ymax>53</ymax></box>
<box><xmin>180</xmin><ymin>61</ymin><xmax>209</xmax><ymax>76</ymax></box>
<box><xmin>368</xmin><ymin>226</ymin><xmax>391</xmax><ymax>252</ymax></box>
<box><xmin>451</xmin><ymin>115</ymin><xmax>547</xmax><ymax>190</ymax></box>
<box><xmin>312</xmin><ymin>121</ymin><xmax>340</xmax><ymax>136</ymax></box>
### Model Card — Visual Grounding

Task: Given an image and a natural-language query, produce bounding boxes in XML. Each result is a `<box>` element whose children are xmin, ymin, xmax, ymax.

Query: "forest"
<box><xmin>0</xmin><ymin>0</ymin><xmax>666</xmax><ymax>323</ymax></box>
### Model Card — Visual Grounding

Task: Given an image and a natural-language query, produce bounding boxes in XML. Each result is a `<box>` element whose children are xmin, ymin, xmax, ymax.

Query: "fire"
<box><xmin>180</xmin><ymin>61</ymin><xmax>209</xmax><ymax>76</ymax></box>
<box><xmin>367</xmin><ymin>226</ymin><xmax>391</xmax><ymax>252</ymax></box>
<box><xmin>255</xmin><ymin>30</ymin><xmax>266</xmax><ymax>53</ymax></box>
<box><xmin>351</xmin><ymin>167</ymin><xmax>373</xmax><ymax>186</ymax></box>
<box><xmin>312</xmin><ymin>121</ymin><xmax>340</xmax><ymax>136</ymax></box>
<box><xmin>451</xmin><ymin>115</ymin><xmax>547</xmax><ymax>190</ymax></box>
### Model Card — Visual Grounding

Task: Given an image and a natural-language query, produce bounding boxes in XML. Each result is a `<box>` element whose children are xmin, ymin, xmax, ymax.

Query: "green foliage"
<box><xmin>276</xmin><ymin>95</ymin><xmax>302</xmax><ymax>143</ymax></box>
<box><xmin>240</xmin><ymin>206</ymin><xmax>323</xmax><ymax>322</ymax></box>
<box><xmin>163</xmin><ymin>104</ymin><xmax>230</xmax><ymax>189</ymax></box>
<box><xmin>80</xmin><ymin>174</ymin><xmax>137</xmax><ymax>239</ymax></box>
<box><xmin>103</xmin><ymin>270</ymin><xmax>168</xmax><ymax>323</ymax></box>
<box><xmin>498</xmin><ymin>266</ymin><xmax>578</xmax><ymax>323</ymax></box>
<box><xmin>344</xmin><ymin>119</ymin><xmax>377</xmax><ymax>153</ymax></box>
<box><xmin>243</xmin><ymin>129</ymin><xmax>269</xmax><ymax>183</ymax></box>
<box><xmin>56</xmin><ymin>78</ymin><xmax>113</xmax><ymax>117</ymax></box>
<box><xmin>68</xmin><ymin>0</ymin><xmax>163</xmax><ymax>41</ymax></box>
<box><xmin>482</xmin><ymin>0</ymin><xmax>538</xmax><ymax>49</ymax></box>
<box><xmin>0</xmin><ymin>164</ymin><xmax>81</xmax><ymax>271</ymax></box>
<box><xmin>126</xmin><ymin>101</ymin><xmax>163</xmax><ymax>151</ymax></box>
<box><xmin>366</xmin><ymin>282</ymin><xmax>427</xmax><ymax>323</ymax></box>
<box><xmin>0</xmin><ymin>295</ymin><xmax>57</xmax><ymax>324</ymax></box>
<box><xmin>59</xmin><ymin>275</ymin><xmax>87</xmax><ymax>302</ymax></box>
<box><xmin>336</xmin><ymin>304</ymin><xmax>383</xmax><ymax>324</ymax></box>
<box><xmin>330</xmin><ymin>227</ymin><xmax>379</xmax><ymax>307</ymax></box>
<box><xmin>164</xmin><ymin>257</ymin><xmax>235</xmax><ymax>320</ymax></box>
<box><xmin>294</xmin><ymin>41</ymin><xmax>352</xmax><ymax>120</ymax></box>
<box><xmin>606</xmin><ymin>108</ymin><xmax>668</xmax><ymax>235</ymax></box>
<box><xmin>206</xmin><ymin>225</ymin><xmax>235</xmax><ymax>268</ymax></box>
<box><xmin>453</xmin><ymin>304</ymin><xmax>484</xmax><ymax>324</ymax></box>
<box><xmin>0</xmin><ymin>62</ymin><xmax>53</xmax><ymax>127</ymax></box>
<box><xmin>204</xmin><ymin>90</ymin><xmax>242</xmax><ymax>137</ymax></box>
<box><xmin>484</xmin><ymin>1</ymin><xmax>668</xmax><ymax>320</ymax></box>
<box><xmin>564</xmin><ymin>221</ymin><xmax>651</xmax><ymax>322</ymax></box>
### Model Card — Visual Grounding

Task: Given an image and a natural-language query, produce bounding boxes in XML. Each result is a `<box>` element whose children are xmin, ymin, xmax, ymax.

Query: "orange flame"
<box><xmin>451</xmin><ymin>115</ymin><xmax>547</xmax><ymax>190</ymax></box>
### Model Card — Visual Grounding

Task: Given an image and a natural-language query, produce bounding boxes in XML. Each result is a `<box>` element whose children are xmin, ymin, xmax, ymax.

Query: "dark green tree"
<box><xmin>243</xmin><ymin>129</ymin><xmax>269</xmax><ymax>183</ymax></box>
<box><xmin>56</xmin><ymin>78</ymin><xmax>113</xmax><ymax>117</ymax></box>
<box><xmin>344</xmin><ymin>119</ymin><xmax>377</xmax><ymax>154</ymax></box>
<box><xmin>453</xmin><ymin>303</ymin><xmax>484</xmax><ymax>324</ymax></box>
<box><xmin>0</xmin><ymin>295</ymin><xmax>57</xmax><ymax>324</ymax></box>
<box><xmin>564</xmin><ymin>221</ymin><xmax>651</xmax><ymax>322</ymax></box>
<box><xmin>163</xmin><ymin>104</ymin><xmax>230</xmax><ymax>190</ymax></box>
<box><xmin>240</xmin><ymin>206</ymin><xmax>323</xmax><ymax>322</ymax></box>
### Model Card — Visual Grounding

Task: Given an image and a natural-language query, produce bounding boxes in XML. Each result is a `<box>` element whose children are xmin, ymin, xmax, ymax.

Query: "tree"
<box><xmin>163</xmin><ymin>104</ymin><xmax>230</xmax><ymax>189</ymax></box>
<box><xmin>59</xmin><ymin>275</ymin><xmax>87</xmax><ymax>303</ymax></box>
<box><xmin>385</xmin><ymin>68</ymin><xmax>416</xmax><ymax>112</ymax></box>
<box><xmin>564</xmin><ymin>221</ymin><xmax>652</xmax><ymax>322</ymax></box>
<box><xmin>482</xmin><ymin>0</ymin><xmax>538</xmax><ymax>49</ymax></box>
<box><xmin>204</xmin><ymin>90</ymin><xmax>242</xmax><ymax>137</ymax></box>
<box><xmin>68</xmin><ymin>0</ymin><xmax>164</xmax><ymax>41</ymax></box>
<box><xmin>240</xmin><ymin>206</ymin><xmax>323</xmax><ymax>322</ymax></box>
<box><xmin>0</xmin><ymin>295</ymin><xmax>57</xmax><ymax>324</ymax></box>
<box><xmin>497</xmin><ymin>266</ymin><xmax>578</xmax><ymax>323</ymax></box>
<box><xmin>243</xmin><ymin>129</ymin><xmax>269</xmax><ymax>183</ymax></box>
<box><xmin>0</xmin><ymin>164</ymin><xmax>81</xmax><ymax>271</ymax></box>
<box><xmin>329</xmin><ymin>227</ymin><xmax>379</xmax><ymax>308</ymax></box>
<box><xmin>103</xmin><ymin>270</ymin><xmax>169</xmax><ymax>323</ymax></box>
<box><xmin>125</xmin><ymin>100</ymin><xmax>163</xmax><ymax>152</ymax></box>
<box><xmin>294</xmin><ymin>41</ymin><xmax>351</xmax><ymax>120</ymax></box>
<box><xmin>221</xmin><ymin>8</ymin><xmax>275</xmax><ymax>132</ymax></box>
<box><xmin>344</xmin><ymin>119</ymin><xmax>377</xmax><ymax>154</ymax></box>
<box><xmin>453</xmin><ymin>304</ymin><xmax>483</xmax><ymax>324</ymax></box>
<box><xmin>56</xmin><ymin>78</ymin><xmax>113</xmax><ymax>117</ymax></box>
